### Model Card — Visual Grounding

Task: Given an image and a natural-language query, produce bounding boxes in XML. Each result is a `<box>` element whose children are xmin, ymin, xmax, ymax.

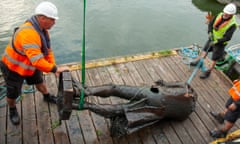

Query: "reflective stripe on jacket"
<box><xmin>2</xmin><ymin>21</ymin><xmax>56</xmax><ymax>76</ymax></box>
<box><xmin>212</xmin><ymin>13</ymin><xmax>237</xmax><ymax>44</ymax></box>
<box><xmin>229</xmin><ymin>80</ymin><xmax>240</xmax><ymax>101</ymax></box>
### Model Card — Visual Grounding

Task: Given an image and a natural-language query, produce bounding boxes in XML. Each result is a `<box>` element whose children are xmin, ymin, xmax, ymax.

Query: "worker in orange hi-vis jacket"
<box><xmin>0</xmin><ymin>1</ymin><xmax>70</xmax><ymax>125</ymax></box>
<box><xmin>210</xmin><ymin>78</ymin><xmax>240</xmax><ymax>138</ymax></box>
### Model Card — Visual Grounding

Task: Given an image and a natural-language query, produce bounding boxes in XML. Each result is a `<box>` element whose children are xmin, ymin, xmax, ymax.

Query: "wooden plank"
<box><xmin>78</xmin><ymin>110</ymin><xmax>99</xmax><ymax>144</ymax></box>
<box><xmin>138</xmin><ymin>128</ymin><xmax>155</xmax><ymax>144</ymax></box>
<box><xmin>106</xmin><ymin>65</ymin><xmax>129</xmax><ymax>144</ymax></box>
<box><xmin>75</xmin><ymin>69</ymin><xmax>99</xmax><ymax>144</ymax></box>
<box><xmin>87</xmin><ymin>68</ymin><xmax>113</xmax><ymax>144</ymax></box>
<box><xmin>35</xmin><ymin>89</ymin><xmax>55</xmax><ymax>144</ymax></box>
<box><xmin>44</xmin><ymin>74</ymin><xmax>70</xmax><ymax>144</ymax></box>
<box><xmin>65</xmin><ymin>71</ymin><xmax>85</xmax><ymax>144</ymax></box>
<box><xmin>66</xmin><ymin>111</ymin><xmax>85</xmax><ymax>144</ymax></box>
<box><xmin>161</xmin><ymin>122</ymin><xmax>182</xmax><ymax>144</ymax></box>
<box><xmin>6</xmin><ymin>102</ymin><xmax>22</xmax><ymax>144</ymax></box>
<box><xmin>182</xmin><ymin>118</ymin><xmax>206</xmax><ymax>144</ymax></box>
<box><xmin>21</xmin><ymin>89</ymin><xmax>38</xmax><ymax>144</ymax></box>
<box><xmin>0</xmin><ymin>103</ymin><xmax>7</xmax><ymax>144</ymax></box>
<box><xmin>172</xmin><ymin>121</ymin><xmax>195</xmax><ymax>144</ymax></box>
<box><xmin>150</xmin><ymin>122</ymin><xmax>170</xmax><ymax>144</ymax></box>
<box><xmin>133</xmin><ymin>61</ymin><xmax>155</xmax><ymax>84</ymax></box>
<box><xmin>188</xmin><ymin>109</ymin><xmax>213</xmax><ymax>142</ymax></box>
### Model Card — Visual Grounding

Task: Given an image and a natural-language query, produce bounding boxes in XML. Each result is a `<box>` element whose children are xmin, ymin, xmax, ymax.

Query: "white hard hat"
<box><xmin>35</xmin><ymin>1</ymin><xmax>59</xmax><ymax>20</ymax></box>
<box><xmin>223</xmin><ymin>3</ymin><xmax>237</xmax><ymax>15</ymax></box>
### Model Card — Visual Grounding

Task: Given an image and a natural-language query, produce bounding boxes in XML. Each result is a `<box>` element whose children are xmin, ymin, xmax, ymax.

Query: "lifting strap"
<box><xmin>79</xmin><ymin>0</ymin><xmax>86</xmax><ymax>110</ymax></box>
<box><xmin>187</xmin><ymin>44</ymin><xmax>211</xmax><ymax>84</ymax></box>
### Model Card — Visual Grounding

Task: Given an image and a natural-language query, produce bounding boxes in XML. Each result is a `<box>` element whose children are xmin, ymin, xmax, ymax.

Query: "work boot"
<box><xmin>9</xmin><ymin>107</ymin><xmax>20</xmax><ymax>125</ymax></box>
<box><xmin>43</xmin><ymin>94</ymin><xmax>58</xmax><ymax>104</ymax></box>
<box><xmin>190</xmin><ymin>59</ymin><xmax>200</xmax><ymax>66</ymax></box>
<box><xmin>210</xmin><ymin>129</ymin><xmax>227</xmax><ymax>138</ymax></box>
<box><xmin>199</xmin><ymin>69</ymin><xmax>211</xmax><ymax>79</ymax></box>
<box><xmin>210</xmin><ymin>111</ymin><xmax>224</xmax><ymax>124</ymax></box>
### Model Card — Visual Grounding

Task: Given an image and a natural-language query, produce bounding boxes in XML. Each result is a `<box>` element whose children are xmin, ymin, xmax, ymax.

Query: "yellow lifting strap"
<box><xmin>209</xmin><ymin>129</ymin><xmax>240</xmax><ymax>144</ymax></box>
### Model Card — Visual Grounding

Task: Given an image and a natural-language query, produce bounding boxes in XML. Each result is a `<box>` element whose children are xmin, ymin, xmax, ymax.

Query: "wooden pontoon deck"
<box><xmin>0</xmin><ymin>50</ymin><xmax>239</xmax><ymax>144</ymax></box>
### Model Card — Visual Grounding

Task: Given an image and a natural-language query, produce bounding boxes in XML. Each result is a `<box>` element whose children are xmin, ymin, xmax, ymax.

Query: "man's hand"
<box><xmin>55</xmin><ymin>66</ymin><xmax>70</xmax><ymax>77</ymax></box>
<box><xmin>233</xmin><ymin>79</ymin><xmax>240</xmax><ymax>84</ymax></box>
<box><xmin>209</xmin><ymin>40</ymin><xmax>218</xmax><ymax>47</ymax></box>
<box><xmin>228</xmin><ymin>103</ymin><xmax>237</xmax><ymax>111</ymax></box>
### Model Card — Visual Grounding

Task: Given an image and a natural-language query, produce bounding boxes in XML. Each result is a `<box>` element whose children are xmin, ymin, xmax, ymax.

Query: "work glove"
<box><xmin>209</xmin><ymin>41</ymin><xmax>215</xmax><ymax>47</ymax></box>
<box><xmin>209</xmin><ymin>40</ymin><xmax>218</xmax><ymax>47</ymax></box>
<box><xmin>208</xmin><ymin>32</ymin><xmax>213</xmax><ymax>40</ymax></box>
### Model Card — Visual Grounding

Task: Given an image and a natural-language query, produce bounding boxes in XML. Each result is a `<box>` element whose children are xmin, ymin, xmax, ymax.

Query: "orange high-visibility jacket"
<box><xmin>229</xmin><ymin>80</ymin><xmax>240</xmax><ymax>101</ymax></box>
<box><xmin>2</xmin><ymin>21</ymin><xmax>56</xmax><ymax>76</ymax></box>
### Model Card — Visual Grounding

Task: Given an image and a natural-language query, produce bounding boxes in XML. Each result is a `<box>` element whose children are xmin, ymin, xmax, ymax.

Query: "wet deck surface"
<box><xmin>0</xmin><ymin>54</ymin><xmax>239</xmax><ymax>144</ymax></box>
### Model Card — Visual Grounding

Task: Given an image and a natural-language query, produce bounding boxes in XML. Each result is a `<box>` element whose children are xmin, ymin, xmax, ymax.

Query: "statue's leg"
<box><xmin>89</xmin><ymin>84</ymin><xmax>147</xmax><ymax>101</ymax></box>
<box><xmin>72</xmin><ymin>79</ymin><xmax>148</xmax><ymax>101</ymax></box>
<box><xmin>72</xmin><ymin>101</ymin><xmax>129</xmax><ymax>118</ymax></box>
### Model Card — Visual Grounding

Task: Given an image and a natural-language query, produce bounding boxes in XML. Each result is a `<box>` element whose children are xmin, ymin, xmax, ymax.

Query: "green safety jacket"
<box><xmin>212</xmin><ymin>13</ymin><xmax>237</xmax><ymax>45</ymax></box>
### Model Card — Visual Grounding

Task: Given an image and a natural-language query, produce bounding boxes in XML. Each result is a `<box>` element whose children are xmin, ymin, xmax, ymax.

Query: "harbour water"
<box><xmin>0</xmin><ymin>0</ymin><xmax>240</xmax><ymax>64</ymax></box>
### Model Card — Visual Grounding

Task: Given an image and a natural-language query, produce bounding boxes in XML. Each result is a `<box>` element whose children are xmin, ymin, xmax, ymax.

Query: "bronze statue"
<box><xmin>70</xmin><ymin>79</ymin><xmax>197</xmax><ymax>137</ymax></box>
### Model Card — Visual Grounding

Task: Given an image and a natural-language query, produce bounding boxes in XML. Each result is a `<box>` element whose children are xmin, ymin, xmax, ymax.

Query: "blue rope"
<box><xmin>180</xmin><ymin>47</ymin><xmax>199</xmax><ymax>59</ymax></box>
<box><xmin>186</xmin><ymin>43</ymin><xmax>211</xmax><ymax>84</ymax></box>
<box><xmin>187</xmin><ymin>58</ymin><xmax>204</xmax><ymax>84</ymax></box>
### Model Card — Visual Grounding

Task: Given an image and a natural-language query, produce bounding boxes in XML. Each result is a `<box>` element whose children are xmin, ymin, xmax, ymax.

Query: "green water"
<box><xmin>0</xmin><ymin>0</ymin><xmax>240</xmax><ymax>64</ymax></box>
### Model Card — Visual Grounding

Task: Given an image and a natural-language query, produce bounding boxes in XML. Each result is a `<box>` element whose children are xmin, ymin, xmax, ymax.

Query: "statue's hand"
<box><xmin>154</xmin><ymin>79</ymin><xmax>165</xmax><ymax>86</ymax></box>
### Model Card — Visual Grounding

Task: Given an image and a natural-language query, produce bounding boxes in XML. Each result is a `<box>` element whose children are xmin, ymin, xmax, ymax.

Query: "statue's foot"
<box><xmin>73</xmin><ymin>81</ymin><xmax>91</xmax><ymax>97</ymax></box>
